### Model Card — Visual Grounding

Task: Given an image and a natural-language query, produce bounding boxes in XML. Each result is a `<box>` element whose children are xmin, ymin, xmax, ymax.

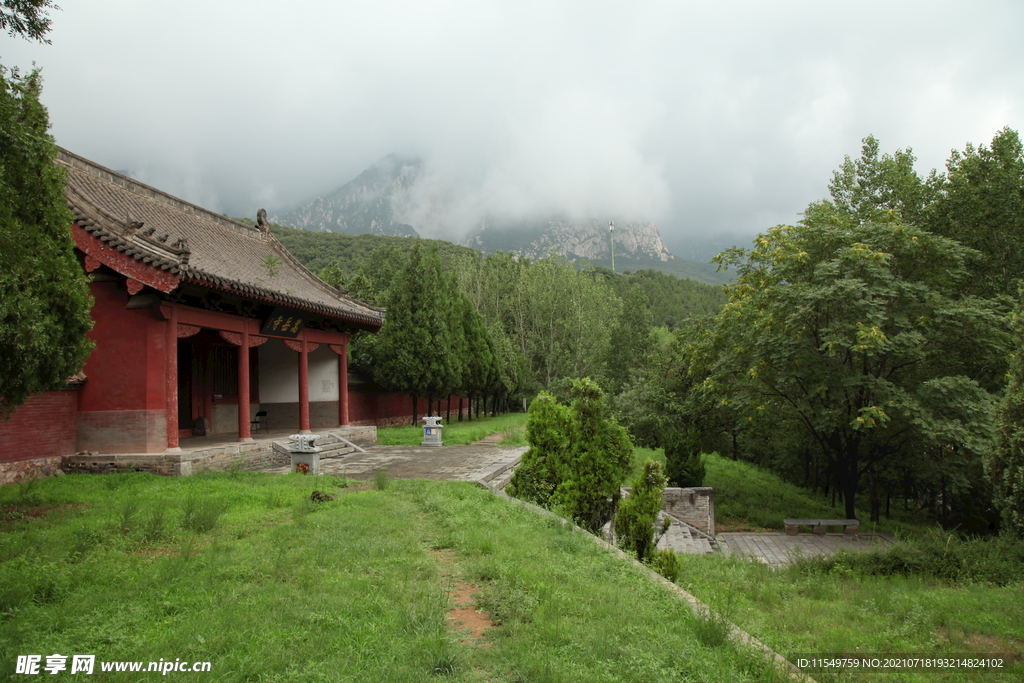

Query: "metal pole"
<box><xmin>609</xmin><ymin>221</ymin><xmax>615</xmax><ymax>273</ymax></box>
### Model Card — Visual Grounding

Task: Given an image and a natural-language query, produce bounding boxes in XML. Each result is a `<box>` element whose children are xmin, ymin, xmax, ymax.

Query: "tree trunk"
<box><xmin>446</xmin><ymin>397</ymin><xmax>451</xmax><ymax>423</ymax></box>
<box><xmin>869</xmin><ymin>475</ymin><xmax>880</xmax><ymax>524</ymax></box>
<box><xmin>839</xmin><ymin>458</ymin><xmax>858</xmax><ymax>520</ymax></box>
<box><xmin>411</xmin><ymin>394</ymin><xmax>418</xmax><ymax>426</ymax></box>
<box><xmin>458</xmin><ymin>397</ymin><xmax>463</xmax><ymax>422</ymax></box>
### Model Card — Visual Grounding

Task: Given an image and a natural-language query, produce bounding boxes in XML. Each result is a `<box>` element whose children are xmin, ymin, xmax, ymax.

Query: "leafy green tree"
<box><xmin>604</xmin><ymin>283</ymin><xmax>654</xmax><ymax>393</ymax></box>
<box><xmin>509</xmin><ymin>379</ymin><xmax>633</xmax><ymax>532</ymax></box>
<box><xmin>927</xmin><ymin>127</ymin><xmax>1024</xmax><ymax>301</ymax></box>
<box><xmin>453</xmin><ymin>294</ymin><xmax>493</xmax><ymax>420</ymax></box>
<box><xmin>706</xmin><ymin>212</ymin><xmax>1008</xmax><ymax>520</ymax></box>
<box><xmin>525</xmin><ymin>255</ymin><xmax>619</xmax><ymax>388</ymax></box>
<box><xmin>317</xmin><ymin>263</ymin><xmax>345</xmax><ymax>289</ymax></box>
<box><xmin>823</xmin><ymin>134</ymin><xmax>937</xmax><ymax>226</ymax></box>
<box><xmin>0</xmin><ymin>65</ymin><xmax>93</xmax><ymax>416</ymax></box>
<box><xmin>1</xmin><ymin>0</ymin><xmax>58</xmax><ymax>42</ymax></box>
<box><xmin>614</xmin><ymin>459</ymin><xmax>667</xmax><ymax>561</ymax></box>
<box><xmin>989</xmin><ymin>283</ymin><xmax>1024</xmax><ymax>537</ymax></box>
<box><xmin>663</xmin><ymin>426</ymin><xmax>706</xmax><ymax>487</ymax></box>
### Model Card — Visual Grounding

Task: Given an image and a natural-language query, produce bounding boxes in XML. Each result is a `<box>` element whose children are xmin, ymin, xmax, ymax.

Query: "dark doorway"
<box><xmin>177</xmin><ymin>341</ymin><xmax>193</xmax><ymax>432</ymax></box>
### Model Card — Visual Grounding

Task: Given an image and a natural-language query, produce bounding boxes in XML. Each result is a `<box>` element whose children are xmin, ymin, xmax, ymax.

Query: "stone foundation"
<box><xmin>62</xmin><ymin>442</ymin><xmax>287</xmax><ymax>477</ymax></box>
<box><xmin>60</xmin><ymin>426</ymin><xmax>376</xmax><ymax>478</ymax></box>
<box><xmin>663</xmin><ymin>487</ymin><xmax>715</xmax><ymax>537</ymax></box>
<box><xmin>0</xmin><ymin>456</ymin><xmax>65</xmax><ymax>486</ymax></box>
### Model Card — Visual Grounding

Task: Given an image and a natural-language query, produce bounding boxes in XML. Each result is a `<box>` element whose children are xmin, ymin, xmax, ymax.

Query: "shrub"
<box><xmin>549</xmin><ymin>379</ymin><xmax>634</xmax><ymax>533</ymax></box>
<box><xmin>664</xmin><ymin>426</ymin><xmax>706</xmax><ymax>487</ymax></box>
<box><xmin>615</xmin><ymin>459</ymin><xmax>667</xmax><ymax>561</ymax></box>
<box><xmin>649</xmin><ymin>549</ymin><xmax>682</xmax><ymax>583</ymax></box>
<box><xmin>791</xmin><ymin>530</ymin><xmax>1024</xmax><ymax>586</ymax></box>
<box><xmin>509</xmin><ymin>380</ymin><xmax>634</xmax><ymax>533</ymax></box>
<box><xmin>506</xmin><ymin>391</ymin><xmax>570</xmax><ymax>506</ymax></box>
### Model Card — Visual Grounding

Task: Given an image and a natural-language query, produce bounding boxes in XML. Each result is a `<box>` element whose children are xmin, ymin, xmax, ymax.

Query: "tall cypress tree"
<box><xmin>990</xmin><ymin>284</ymin><xmax>1024</xmax><ymax>538</ymax></box>
<box><xmin>0</xmin><ymin>66</ymin><xmax>93</xmax><ymax>415</ymax></box>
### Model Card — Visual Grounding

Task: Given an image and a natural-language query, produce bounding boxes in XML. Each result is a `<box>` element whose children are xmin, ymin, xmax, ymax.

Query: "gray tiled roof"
<box><xmin>58</xmin><ymin>149</ymin><xmax>384</xmax><ymax>328</ymax></box>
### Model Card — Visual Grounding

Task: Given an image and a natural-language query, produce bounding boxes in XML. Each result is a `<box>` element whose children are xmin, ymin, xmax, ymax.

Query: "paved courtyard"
<box><xmin>718</xmin><ymin>531</ymin><xmax>898</xmax><ymax>567</ymax></box>
<box><xmin>271</xmin><ymin>443</ymin><xmax>526</xmax><ymax>486</ymax></box>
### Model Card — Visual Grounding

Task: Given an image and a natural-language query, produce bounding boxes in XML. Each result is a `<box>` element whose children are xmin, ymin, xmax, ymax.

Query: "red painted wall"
<box><xmin>0</xmin><ymin>389</ymin><xmax>79</xmax><ymax>462</ymax></box>
<box><xmin>76</xmin><ymin>280</ymin><xmax>168</xmax><ymax>453</ymax></box>
<box><xmin>348</xmin><ymin>391</ymin><xmax>466</xmax><ymax>426</ymax></box>
<box><xmin>79</xmin><ymin>281</ymin><xmax>166</xmax><ymax>412</ymax></box>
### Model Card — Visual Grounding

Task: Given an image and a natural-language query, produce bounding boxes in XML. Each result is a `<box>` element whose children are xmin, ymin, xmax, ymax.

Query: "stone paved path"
<box><xmin>268</xmin><ymin>444</ymin><xmax>526</xmax><ymax>486</ymax></box>
<box><xmin>718</xmin><ymin>532</ymin><xmax>897</xmax><ymax>567</ymax></box>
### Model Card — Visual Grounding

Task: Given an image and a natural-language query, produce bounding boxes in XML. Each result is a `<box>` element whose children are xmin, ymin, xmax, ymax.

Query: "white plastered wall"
<box><xmin>258</xmin><ymin>339</ymin><xmax>339</xmax><ymax>403</ymax></box>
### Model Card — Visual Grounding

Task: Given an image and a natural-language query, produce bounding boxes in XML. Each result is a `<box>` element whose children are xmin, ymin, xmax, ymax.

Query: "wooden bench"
<box><xmin>784</xmin><ymin>519</ymin><xmax>859</xmax><ymax>535</ymax></box>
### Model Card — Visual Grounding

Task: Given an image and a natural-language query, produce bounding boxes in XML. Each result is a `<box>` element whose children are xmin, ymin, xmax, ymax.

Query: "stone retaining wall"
<box><xmin>0</xmin><ymin>456</ymin><xmax>65</xmax><ymax>486</ymax></box>
<box><xmin>663</xmin><ymin>487</ymin><xmax>715</xmax><ymax>537</ymax></box>
<box><xmin>61</xmin><ymin>442</ymin><xmax>285</xmax><ymax>477</ymax></box>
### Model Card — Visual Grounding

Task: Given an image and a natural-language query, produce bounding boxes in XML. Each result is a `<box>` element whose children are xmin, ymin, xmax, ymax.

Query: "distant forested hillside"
<box><xmin>255</xmin><ymin>222</ymin><xmax>480</xmax><ymax>278</ymax></box>
<box><xmin>613</xmin><ymin>268</ymin><xmax>728</xmax><ymax>327</ymax></box>
<box><xmin>255</xmin><ymin>220</ymin><xmax>728</xmax><ymax>327</ymax></box>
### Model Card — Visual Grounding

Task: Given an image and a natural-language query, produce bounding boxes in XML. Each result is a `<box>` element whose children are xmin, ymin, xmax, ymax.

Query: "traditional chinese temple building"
<box><xmin>0</xmin><ymin>150</ymin><xmax>419</xmax><ymax>482</ymax></box>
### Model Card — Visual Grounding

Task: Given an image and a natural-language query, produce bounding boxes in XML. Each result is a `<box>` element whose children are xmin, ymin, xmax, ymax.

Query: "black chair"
<box><xmin>251</xmin><ymin>410</ymin><xmax>268</xmax><ymax>434</ymax></box>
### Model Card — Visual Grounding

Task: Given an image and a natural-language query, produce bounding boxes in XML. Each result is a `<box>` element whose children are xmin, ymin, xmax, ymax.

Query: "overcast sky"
<box><xmin>4</xmin><ymin>0</ymin><xmax>1022</xmax><ymax>256</ymax></box>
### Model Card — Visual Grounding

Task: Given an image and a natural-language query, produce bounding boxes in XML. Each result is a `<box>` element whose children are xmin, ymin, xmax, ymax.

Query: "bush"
<box><xmin>791</xmin><ymin>530</ymin><xmax>1024</xmax><ymax>586</ymax></box>
<box><xmin>506</xmin><ymin>392</ymin><xmax>570</xmax><ymax>506</ymax></box>
<box><xmin>648</xmin><ymin>549</ymin><xmax>681</xmax><ymax>583</ymax></box>
<box><xmin>509</xmin><ymin>379</ymin><xmax>634</xmax><ymax>533</ymax></box>
<box><xmin>549</xmin><ymin>379</ymin><xmax>634</xmax><ymax>533</ymax></box>
<box><xmin>664</xmin><ymin>426</ymin><xmax>706</xmax><ymax>487</ymax></box>
<box><xmin>615</xmin><ymin>459</ymin><xmax>667</xmax><ymax>561</ymax></box>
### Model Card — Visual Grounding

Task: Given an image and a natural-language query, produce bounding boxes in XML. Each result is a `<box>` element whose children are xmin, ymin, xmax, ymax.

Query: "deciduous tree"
<box><xmin>706</xmin><ymin>212</ymin><xmax>1008</xmax><ymax>520</ymax></box>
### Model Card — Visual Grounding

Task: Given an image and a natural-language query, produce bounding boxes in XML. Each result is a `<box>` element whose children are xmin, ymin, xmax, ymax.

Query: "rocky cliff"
<box><xmin>271</xmin><ymin>155</ymin><xmax>420</xmax><ymax>237</ymax></box>
<box><xmin>462</xmin><ymin>216</ymin><xmax>674</xmax><ymax>263</ymax></box>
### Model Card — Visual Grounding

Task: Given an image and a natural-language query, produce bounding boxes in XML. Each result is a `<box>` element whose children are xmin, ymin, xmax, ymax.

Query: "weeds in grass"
<box><xmin>791</xmin><ymin>529</ymin><xmax>1024</xmax><ymax>586</ymax></box>
<box><xmin>116</xmin><ymin>495</ymin><xmax>141</xmax><ymax>534</ymax></box>
<box><xmin>141</xmin><ymin>503</ymin><xmax>169</xmax><ymax>543</ymax></box>
<box><xmin>648</xmin><ymin>548</ymin><xmax>682</xmax><ymax>582</ymax></box>
<box><xmin>263</xmin><ymin>489</ymin><xmax>288</xmax><ymax>508</ymax></box>
<box><xmin>690</xmin><ymin>609</ymin><xmax>733</xmax><ymax>648</ymax></box>
<box><xmin>181</xmin><ymin>494</ymin><xmax>227</xmax><ymax>533</ymax></box>
<box><xmin>497</xmin><ymin>427</ymin><xmax>527</xmax><ymax>446</ymax></box>
<box><xmin>373</xmin><ymin>468</ymin><xmax>391</xmax><ymax>491</ymax></box>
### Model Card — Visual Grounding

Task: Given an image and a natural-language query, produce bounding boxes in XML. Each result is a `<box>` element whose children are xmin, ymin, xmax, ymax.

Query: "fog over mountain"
<box><xmin>4</xmin><ymin>1</ymin><xmax>1022</xmax><ymax>260</ymax></box>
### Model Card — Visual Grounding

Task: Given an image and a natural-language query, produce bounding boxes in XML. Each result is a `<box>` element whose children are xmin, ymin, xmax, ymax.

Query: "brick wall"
<box><xmin>348</xmin><ymin>391</ymin><xmax>468</xmax><ymax>427</ymax></box>
<box><xmin>76</xmin><ymin>409</ymin><xmax>166</xmax><ymax>454</ymax></box>
<box><xmin>663</xmin><ymin>487</ymin><xmax>715</xmax><ymax>537</ymax></box>
<box><xmin>0</xmin><ymin>389</ymin><xmax>79</xmax><ymax>463</ymax></box>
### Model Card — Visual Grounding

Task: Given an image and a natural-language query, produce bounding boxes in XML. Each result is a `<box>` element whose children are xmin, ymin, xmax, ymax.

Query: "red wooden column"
<box><xmin>328</xmin><ymin>336</ymin><xmax>350</xmax><ymax>426</ymax></box>
<box><xmin>298</xmin><ymin>339</ymin><xmax>310</xmax><ymax>433</ymax></box>
<box><xmin>217</xmin><ymin>330</ymin><xmax>268</xmax><ymax>442</ymax></box>
<box><xmin>237</xmin><ymin>324</ymin><xmax>253</xmax><ymax>442</ymax></box>
<box><xmin>285</xmin><ymin>337</ymin><xmax>318</xmax><ymax>434</ymax></box>
<box><xmin>165</xmin><ymin>305</ymin><xmax>181</xmax><ymax>452</ymax></box>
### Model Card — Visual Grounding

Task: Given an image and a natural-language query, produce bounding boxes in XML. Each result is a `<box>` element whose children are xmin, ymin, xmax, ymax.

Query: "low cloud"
<box><xmin>4</xmin><ymin>0</ymin><xmax>1021</xmax><ymax>251</ymax></box>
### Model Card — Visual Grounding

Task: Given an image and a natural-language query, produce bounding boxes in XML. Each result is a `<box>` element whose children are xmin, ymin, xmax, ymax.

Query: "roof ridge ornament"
<box><xmin>256</xmin><ymin>208</ymin><xmax>271</xmax><ymax>234</ymax></box>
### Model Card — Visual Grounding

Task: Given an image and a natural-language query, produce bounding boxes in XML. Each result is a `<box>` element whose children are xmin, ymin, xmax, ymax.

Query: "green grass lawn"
<box><xmin>376</xmin><ymin>412</ymin><xmax>528</xmax><ymax>446</ymax></box>
<box><xmin>0</xmin><ymin>471</ymin><xmax>788</xmax><ymax>682</ymax></box>
<box><xmin>631</xmin><ymin>448</ymin><xmax>931</xmax><ymax>535</ymax></box>
<box><xmin>628</xmin><ymin>448</ymin><xmax>1024</xmax><ymax>682</ymax></box>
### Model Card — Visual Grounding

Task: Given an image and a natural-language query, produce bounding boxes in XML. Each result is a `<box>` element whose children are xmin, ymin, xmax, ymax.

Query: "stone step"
<box><xmin>319</xmin><ymin>442</ymin><xmax>356</xmax><ymax>458</ymax></box>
